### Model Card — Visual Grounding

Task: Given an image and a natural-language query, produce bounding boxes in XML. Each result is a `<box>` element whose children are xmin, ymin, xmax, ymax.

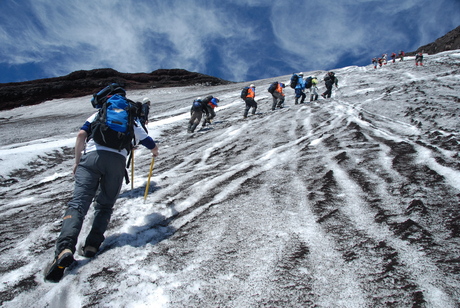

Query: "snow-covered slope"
<box><xmin>1</xmin><ymin>51</ymin><xmax>459</xmax><ymax>307</ymax></box>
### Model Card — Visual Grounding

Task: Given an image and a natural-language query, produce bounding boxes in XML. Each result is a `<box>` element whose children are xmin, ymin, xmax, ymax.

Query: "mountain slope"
<box><xmin>0</xmin><ymin>51</ymin><xmax>459</xmax><ymax>307</ymax></box>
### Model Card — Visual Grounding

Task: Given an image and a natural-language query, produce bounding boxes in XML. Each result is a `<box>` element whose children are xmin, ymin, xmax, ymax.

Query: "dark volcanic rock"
<box><xmin>0</xmin><ymin>68</ymin><xmax>232</xmax><ymax>111</ymax></box>
<box><xmin>407</xmin><ymin>25</ymin><xmax>460</xmax><ymax>56</ymax></box>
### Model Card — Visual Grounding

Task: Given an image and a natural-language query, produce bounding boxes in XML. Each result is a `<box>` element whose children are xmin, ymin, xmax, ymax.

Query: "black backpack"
<box><xmin>202</xmin><ymin>95</ymin><xmax>214</xmax><ymax>105</ymax></box>
<box><xmin>290</xmin><ymin>74</ymin><xmax>299</xmax><ymax>89</ymax></box>
<box><xmin>139</xmin><ymin>103</ymin><xmax>150</xmax><ymax>124</ymax></box>
<box><xmin>89</xmin><ymin>87</ymin><xmax>139</xmax><ymax>152</ymax></box>
<box><xmin>91</xmin><ymin>83</ymin><xmax>126</xmax><ymax>108</ymax></box>
<box><xmin>305</xmin><ymin>76</ymin><xmax>313</xmax><ymax>89</ymax></box>
<box><xmin>268</xmin><ymin>82</ymin><xmax>278</xmax><ymax>94</ymax></box>
<box><xmin>241</xmin><ymin>87</ymin><xmax>249</xmax><ymax>99</ymax></box>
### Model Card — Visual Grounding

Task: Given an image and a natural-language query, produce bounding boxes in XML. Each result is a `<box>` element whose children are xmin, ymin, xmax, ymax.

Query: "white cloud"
<box><xmin>267</xmin><ymin>0</ymin><xmax>460</xmax><ymax>70</ymax></box>
<box><xmin>0</xmin><ymin>0</ymin><xmax>262</xmax><ymax>78</ymax></box>
<box><xmin>0</xmin><ymin>1</ymin><xmax>149</xmax><ymax>73</ymax></box>
<box><xmin>268</xmin><ymin>3</ymin><xmax>368</xmax><ymax>69</ymax></box>
<box><xmin>0</xmin><ymin>0</ymin><xmax>459</xmax><ymax>82</ymax></box>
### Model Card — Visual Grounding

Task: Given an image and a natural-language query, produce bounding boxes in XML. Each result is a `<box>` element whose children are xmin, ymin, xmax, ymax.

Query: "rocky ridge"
<box><xmin>408</xmin><ymin>25</ymin><xmax>460</xmax><ymax>55</ymax></box>
<box><xmin>0</xmin><ymin>68</ymin><xmax>231</xmax><ymax>111</ymax></box>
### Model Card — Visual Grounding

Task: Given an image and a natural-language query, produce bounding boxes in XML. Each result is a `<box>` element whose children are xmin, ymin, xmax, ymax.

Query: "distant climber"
<box><xmin>242</xmin><ymin>84</ymin><xmax>257</xmax><ymax>118</ymax></box>
<box><xmin>382</xmin><ymin>54</ymin><xmax>388</xmax><ymax>65</ymax></box>
<box><xmin>269</xmin><ymin>82</ymin><xmax>285</xmax><ymax>110</ymax></box>
<box><xmin>294</xmin><ymin>73</ymin><xmax>307</xmax><ymax>104</ymax></box>
<box><xmin>188</xmin><ymin>98</ymin><xmax>208</xmax><ymax>133</ymax></box>
<box><xmin>310</xmin><ymin>77</ymin><xmax>319</xmax><ymax>102</ymax></box>
<box><xmin>391</xmin><ymin>52</ymin><xmax>397</xmax><ymax>63</ymax></box>
<box><xmin>201</xmin><ymin>96</ymin><xmax>219</xmax><ymax>128</ymax></box>
<box><xmin>415</xmin><ymin>53</ymin><xmax>424</xmax><ymax>66</ymax></box>
<box><xmin>321</xmin><ymin>72</ymin><xmax>338</xmax><ymax>99</ymax></box>
<box><xmin>139</xmin><ymin>97</ymin><xmax>151</xmax><ymax>132</ymax></box>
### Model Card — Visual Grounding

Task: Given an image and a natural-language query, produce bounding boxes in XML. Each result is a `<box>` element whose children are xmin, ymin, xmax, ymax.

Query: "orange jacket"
<box><xmin>275</xmin><ymin>83</ymin><xmax>284</xmax><ymax>96</ymax></box>
<box><xmin>247</xmin><ymin>87</ymin><xmax>255</xmax><ymax>98</ymax></box>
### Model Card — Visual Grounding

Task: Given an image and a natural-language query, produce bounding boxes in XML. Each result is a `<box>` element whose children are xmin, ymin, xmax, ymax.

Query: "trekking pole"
<box><xmin>131</xmin><ymin>149</ymin><xmax>134</xmax><ymax>190</ymax></box>
<box><xmin>143</xmin><ymin>157</ymin><xmax>155</xmax><ymax>202</ymax></box>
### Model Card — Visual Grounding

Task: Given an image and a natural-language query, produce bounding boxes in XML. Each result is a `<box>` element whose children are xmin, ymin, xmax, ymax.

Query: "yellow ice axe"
<box><xmin>131</xmin><ymin>149</ymin><xmax>134</xmax><ymax>190</ymax></box>
<box><xmin>143</xmin><ymin>157</ymin><xmax>155</xmax><ymax>201</ymax></box>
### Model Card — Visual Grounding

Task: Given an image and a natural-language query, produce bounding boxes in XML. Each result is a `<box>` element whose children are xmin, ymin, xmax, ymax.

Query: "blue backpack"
<box><xmin>90</xmin><ymin>93</ymin><xmax>138</xmax><ymax>151</ymax></box>
<box><xmin>191</xmin><ymin>100</ymin><xmax>202</xmax><ymax>111</ymax></box>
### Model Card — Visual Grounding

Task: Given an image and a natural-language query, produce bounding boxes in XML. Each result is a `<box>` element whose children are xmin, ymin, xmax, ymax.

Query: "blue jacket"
<box><xmin>295</xmin><ymin>77</ymin><xmax>306</xmax><ymax>90</ymax></box>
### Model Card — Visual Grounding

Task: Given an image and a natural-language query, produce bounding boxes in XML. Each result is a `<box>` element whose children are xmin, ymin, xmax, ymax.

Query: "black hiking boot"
<box><xmin>44</xmin><ymin>249</ymin><xmax>75</xmax><ymax>282</ymax></box>
<box><xmin>82</xmin><ymin>246</ymin><xmax>98</xmax><ymax>258</ymax></box>
<box><xmin>190</xmin><ymin>123</ymin><xmax>198</xmax><ymax>133</ymax></box>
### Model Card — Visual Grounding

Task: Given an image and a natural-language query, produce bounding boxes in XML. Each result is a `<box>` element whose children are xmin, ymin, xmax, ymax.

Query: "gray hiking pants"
<box><xmin>189</xmin><ymin>110</ymin><xmax>203</xmax><ymax>132</ymax></box>
<box><xmin>55</xmin><ymin>150</ymin><xmax>126</xmax><ymax>257</ymax></box>
<box><xmin>271</xmin><ymin>92</ymin><xmax>284</xmax><ymax>110</ymax></box>
<box><xmin>190</xmin><ymin>110</ymin><xmax>203</xmax><ymax>125</ymax></box>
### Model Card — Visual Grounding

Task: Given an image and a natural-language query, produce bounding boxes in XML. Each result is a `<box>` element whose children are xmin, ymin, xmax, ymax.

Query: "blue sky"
<box><xmin>0</xmin><ymin>0</ymin><xmax>459</xmax><ymax>83</ymax></box>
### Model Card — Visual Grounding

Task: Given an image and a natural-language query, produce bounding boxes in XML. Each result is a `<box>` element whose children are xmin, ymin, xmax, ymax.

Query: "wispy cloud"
<box><xmin>0</xmin><ymin>0</ymin><xmax>459</xmax><ymax>83</ymax></box>
<box><xmin>0</xmin><ymin>0</ymin><xmax>262</xmax><ymax>79</ymax></box>
<box><xmin>268</xmin><ymin>0</ymin><xmax>459</xmax><ymax>70</ymax></box>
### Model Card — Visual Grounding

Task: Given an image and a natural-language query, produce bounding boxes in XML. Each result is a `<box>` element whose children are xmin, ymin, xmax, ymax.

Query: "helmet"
<box><xmin>250</xmin><ymin>84</ymin><xmax>255</xmax><ymax>88</ymax></box>
<box><xmin>299</xmin><ymin>72</ymin><xmax>304</xmax><ymax>77</ymax></box>
<box><xmin>142</xmin><ymin>97</ymin><xmax>151</xmax><ymax>104</ymax></box>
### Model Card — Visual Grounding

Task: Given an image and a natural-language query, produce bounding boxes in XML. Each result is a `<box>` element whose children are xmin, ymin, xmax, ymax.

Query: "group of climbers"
<box><xmin>290</xmin><ymin>71</ymin><xmax>338</xmax><ymax>102</ymax></box>
<box><xmin>184</xmin><ymin>70</ymin><xmax>340</xmax><ymax>132</ymax></box>
<box><xmin>240</xmin><ymin>72</ymin><xmax>338</xmax><ymax>118</ymax></box>
<box><xmin>374</xmin><ymin>51</ymin><xmax>424</xmax><ymax>68</ymax></box>
<box><xmin>235</xmin><ymin>71</ymin><xmax>338</xmax><ymax>120</ymax></box>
